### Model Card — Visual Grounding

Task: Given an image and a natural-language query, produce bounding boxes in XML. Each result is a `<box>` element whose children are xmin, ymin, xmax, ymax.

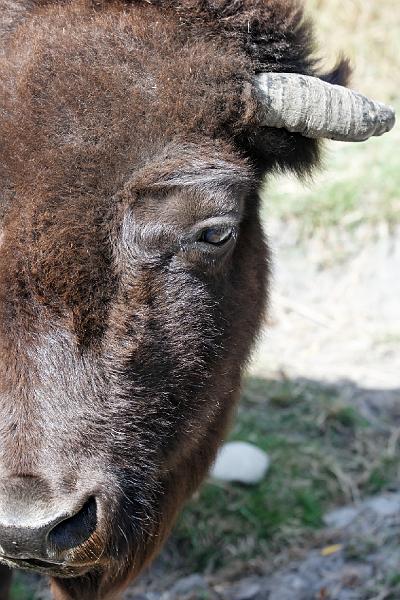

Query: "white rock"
<box><xmin>210</xmin><ymin>441</ymin><xmax>270</xmax><ymax>484</ymax></box>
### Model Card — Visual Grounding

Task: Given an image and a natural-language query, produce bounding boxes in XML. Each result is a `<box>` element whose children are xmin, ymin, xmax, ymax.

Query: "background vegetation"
<box><xmin>172</xmin><ymin>0</ymin><xmax>400</xmax><ymax>576</ymax></box>
<box><xmin>266</xmin><ymin>0</ymin><xmax>400</xmax><ymax>235</ymax></box>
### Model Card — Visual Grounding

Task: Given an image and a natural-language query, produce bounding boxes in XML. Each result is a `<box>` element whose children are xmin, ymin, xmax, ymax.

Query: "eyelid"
<box><xmin>121</xmin><ymin>209</ymin><xmax>241</xmax><ymax>259</ymax></box>
<box><xmin>189</xmin><ymin>214</ymin><xmax>241</xmax><ymax>236</ymax></box>
<box><xmin>179</xmin><ymin>219</ymin><xmax>237</xmax><ymax>249</ymax></box>
<box><xmin>179</xmin><ymin>220</ymin><xmax>238</xmax><ymax>259</ymax></box>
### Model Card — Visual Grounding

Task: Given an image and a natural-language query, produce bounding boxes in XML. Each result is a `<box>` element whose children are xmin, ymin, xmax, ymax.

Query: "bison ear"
<box><xmin>239</xmin><ymin>58</ymin><xmax>395</xmax><ymax>178</ymax></box>
<box><xmin>319</xmin><ymin>58</ymin><xmax>352</xmax><ymax>87</ymax></box>
<box><xmin>237</xmin><ymin>114</ymin><xmax>323</xmax><ymax>179</ymax></box>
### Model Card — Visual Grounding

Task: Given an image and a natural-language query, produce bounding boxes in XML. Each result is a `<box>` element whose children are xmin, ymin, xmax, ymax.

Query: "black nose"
<box><xmin>0</xmin><ymin>479</ymin><xmax>97</xmax><ymax>563</ymax></box>
<box><xmin>48</xmin><ymin>496</ymin><xmax>98</xmax><ymax>554</ymax></box>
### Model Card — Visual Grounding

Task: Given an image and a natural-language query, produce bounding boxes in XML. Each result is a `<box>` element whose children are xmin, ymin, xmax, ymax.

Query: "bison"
<box><xmin>0</xmin><ymin>1</ymin><xmax>395</xmax><ymax>599</ymax></box>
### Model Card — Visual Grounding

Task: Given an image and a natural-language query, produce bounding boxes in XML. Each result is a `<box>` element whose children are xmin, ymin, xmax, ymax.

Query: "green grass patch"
<box><xmin>388</xmin><ymin>572</ymin><xmax>400</xmax><ymax>588</ymax></box>
<box><xmin>364</xmin><ymin>457</ymin><xmax>400</xmax><ymax>495</ymax></box>
<box><xmin>173</xmin><ymin>377</ymin><xmax>399</xmax><ymax>572</ymax></box>
<box><xmin>10</xmin><ymin>577</ymin><xmax>36</xmax><ymax>600</ymax></box>
<box><xmin>262</xmin><ymin>127</ymin><xmax>400</xmax><ymax>237</ymax></box>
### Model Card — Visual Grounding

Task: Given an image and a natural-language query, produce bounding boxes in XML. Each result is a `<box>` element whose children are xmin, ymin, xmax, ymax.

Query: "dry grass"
<box><xmin>306</xmin><ymin>0</ymin><xmax>400</xmax><ymax>103</ymax></box>
<box><xmin>263</xmin><ymin>0</ymin><xmax>400</xmax><ymax>236</ymax></box>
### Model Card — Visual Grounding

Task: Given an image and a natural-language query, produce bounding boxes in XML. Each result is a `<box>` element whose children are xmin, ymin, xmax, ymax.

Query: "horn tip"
<box><xmin>373</xmin><ymin>103</ymin><xmax>396</xmax><ymax>137</ymax></box>
<box><xmin>386</xmin><ymin>105</ymin><xmax>396</xmax><ymax>131</ymax></box>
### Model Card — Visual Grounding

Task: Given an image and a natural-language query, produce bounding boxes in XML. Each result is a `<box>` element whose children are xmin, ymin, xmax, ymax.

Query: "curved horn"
<box><xmin>256</xmin><ymin>73</ymin><xmax>396</xmax><ymax>142</ymax></box>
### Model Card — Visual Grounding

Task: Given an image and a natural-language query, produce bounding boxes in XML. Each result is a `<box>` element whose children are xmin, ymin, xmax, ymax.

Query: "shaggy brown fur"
<box><xmin>0</xmin><ymin>1</ymin><xmax>349</xmax><ymax>599</ymax></box>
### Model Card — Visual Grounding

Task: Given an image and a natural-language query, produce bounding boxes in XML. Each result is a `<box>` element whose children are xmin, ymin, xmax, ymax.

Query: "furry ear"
<box><xmin>237</xmin><ymin>57</ymin><xmax>352</xmax><ymax>179</ymax></box>
<box><xmin>320</xmin><ymin>57</ymin><xmax>352</xmax><ymax>87</ymax></box>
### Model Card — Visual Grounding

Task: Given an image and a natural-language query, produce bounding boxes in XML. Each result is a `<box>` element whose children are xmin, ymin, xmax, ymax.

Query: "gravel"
<box><xmin>127</xmin><ymin>492</ymin><xmax>400</xmax><ymax>598</ymax></box>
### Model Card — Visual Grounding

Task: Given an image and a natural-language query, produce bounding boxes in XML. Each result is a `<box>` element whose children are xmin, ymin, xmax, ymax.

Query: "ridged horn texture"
<box><xmin>256</xmin><ymin>73</ymin><xmax>396</xmax><ymax>142</ymax></box>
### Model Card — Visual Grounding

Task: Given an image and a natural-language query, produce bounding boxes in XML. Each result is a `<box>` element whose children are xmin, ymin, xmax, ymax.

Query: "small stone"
<box><xmin>325</xmin><ymin>493</ymin><xmax>400</xmax><ymax>530</ymax></box>
<box><xmin>229</xmin><ymin>578</ymin><xmax>262</xmax><ymax>600</ymax></box>
<box><xmin>170</xmin><ymin>574</ymin><xmax>207</xmax><ymax>596</ymax></box>
<box><xmin>210</xmin><ymin>442</ymin><xmax>270</xmax><ymax>484</ymax></box>
<box><xmin>268</xmin><ymin>574</ymin><xmax>309</xmax><ymax>600</ymax></box>
<box><xmin>364</xmin><ymin>493</ymin><xmax>400</xmax><ymax>517</ymax></box>
<box><xmin>324</xmin><ymin>506</ymin><xmax>359</xmax><ymax>529</ymax></box>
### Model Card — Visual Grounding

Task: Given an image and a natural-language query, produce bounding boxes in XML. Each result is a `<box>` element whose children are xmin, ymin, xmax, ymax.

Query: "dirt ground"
<box><xmin>252</xmin><ymin>221</ymin><xmax>400</xmax><ymax>392</ymax></box>
<box><xmin>129</xmin><ymin>493</ymin><xmax>400</xmax><ymax>599</ymax></box>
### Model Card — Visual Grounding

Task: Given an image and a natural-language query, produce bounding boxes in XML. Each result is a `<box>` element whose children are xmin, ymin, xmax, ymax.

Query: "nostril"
<box><xmin>48</xmin><ymin>497</ymin><xmax>97</xmax><ymax>553</ymax></box>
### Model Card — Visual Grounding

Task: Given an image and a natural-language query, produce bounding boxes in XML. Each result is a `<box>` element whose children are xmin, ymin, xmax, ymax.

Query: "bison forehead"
<box><xmin>0</xmin><ymin>3</ymin><xmax>256</xmax><ymax>346</ymax></box>
<box><xmin>0</xmin><ymin>3</ymin><xmax>254</xmax><ymax>192</ymax></box>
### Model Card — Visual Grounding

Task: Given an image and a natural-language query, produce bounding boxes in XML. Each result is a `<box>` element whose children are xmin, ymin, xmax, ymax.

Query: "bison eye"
<box><xmin>200</xmin><ymin>226</ymin><xmax>234</xmax><ymax>246</ymax></box>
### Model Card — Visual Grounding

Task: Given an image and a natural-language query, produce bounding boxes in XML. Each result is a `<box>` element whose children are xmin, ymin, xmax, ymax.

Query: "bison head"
<box><xmin>0</xmin><ymin>1</ymin><xmax>394</xmax><ymax>599</ymax></box>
